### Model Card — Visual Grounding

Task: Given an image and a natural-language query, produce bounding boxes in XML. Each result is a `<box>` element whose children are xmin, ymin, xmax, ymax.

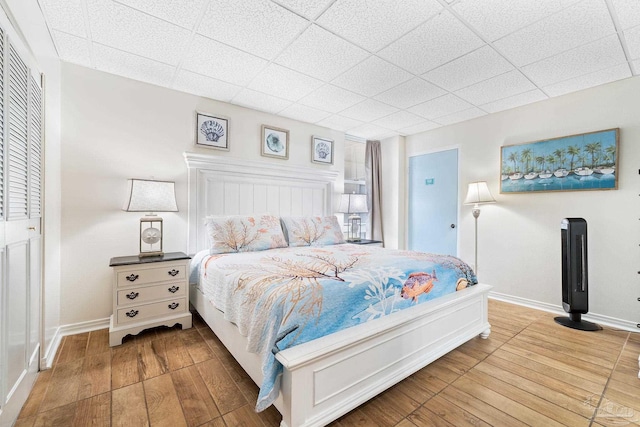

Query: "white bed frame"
<box><xmin>184</xmin><ymin>152</ymin><xmax>491</xmax><ymax>427</ymax></box>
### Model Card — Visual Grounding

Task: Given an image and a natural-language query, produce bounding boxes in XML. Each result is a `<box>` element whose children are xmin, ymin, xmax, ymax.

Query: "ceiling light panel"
<box><xmin>278</xmin><ymin>103</ymin><xmax>332</xmax><ymax>123</ymax></box>
<box><xmin>40</xmin><ymin>0</ymin><xmax>87</xmax><ymax>37</ymax></box>
<box><xmin>331</xmin><ymin>56</ymin><xmax>413</xmax><ymax>97</ymax></box>
<box><xmin>87</xmin><ymin>0</ymin><xmax>191</xmax><ymax>66</ymax></box>
<box><xmin>379</xmin><ymin>11</ymin><xmax>484</xmax><ymax>74</ymax></box>
<box><xmin>197</xmin><ymin>0</ymin><xmax>309</xmax><ymax>60</ymax></box>
<box><xmin>374</xmin><ymin>78</ymin><xmax>446</xmax><ymax>109</ymax></box>
<box><xmin>423</xmin><ymin>46</ymin><xmax>513</xmax><ymax>92</ymax></box>
<box><xmin>232</xmin><ymin>89</ymin><xmax>292</xmax><ymax>114</ymax></box>
<box><xmin>610</xmin><ymin>0</ymin><xmax>640</xmax><ymax>30</ymax></box>
<box><xmin>522</xmin><ymin>35</ymin><xmax>626</xmax><ymax>86</ymax></box>
<box><xmin>543</xmin><ymin>63</ymin><xmax>631</xmax><ymax>97</ymax></box>
<box><xmin>374</xmin><ymin>111</ymin><xmax>425</xmax><ymax>131</ymax></box>
<box><xmin>479</xmin><ymin>89</ymin><xmax>547</xmax><ymax>113</ymax></box>
<box><xmin>494</xmin><ymin>0</ymin><xmax>616</xmax><ymax>67</ymax></box>
<box><xmin>275</xmin><ymin>0</ymin><xmax>334</xmax><ymax>19</ymax></box>
<box><xmin>455</xmin><ymin>70</ymin><xmax>536</xmax><ymax>105</ymax></box>
<box><xmin>248</xmin><ymin>64</ymin><xmax>323</xmax><ymax>101</ymax></box>
<box><xmin>340</xmin><ymin>99</ymin><xmax>399</xmax><ymax>122</ymax></box>
<box><xmin>93</xmin><ymin>43</ymin><xmax>175</xmax><ymax>87</ymax></box>
<box><xmin>453</xmin><ymin>0</ymin><xmax>581</xmax><ymax>42</ymax></box>
<box><xmin>434</xmin><ymin>107</ymin><xmax>486</xmax><ymax>126</ymax></box>
<box><xmin>408</xmin><ymin>94</ymin><xmax>473</xmax><ymax>120</ymax></box>
<box><xmin>316</xmin><ymin>0</ymin><xmax>442</xmax><ymax>52</ymax></box>
<box><xmin>316</xmin><ymin>115</ymin><xmax>364</xmax><ymax>131</ymax></box>
<box><xmin>115</xmin><ymin>0</ymin><xmax>207</xmax><ymax>29</ymax></box>
<box><xmin>275</xmin><ymin>25</ymin><xmax>369</xmax><ymax>81</ymax></box>
<box><xmin>51</xmin><ymin>31</ymin><xmax>92</xmax><ymax>67</ymax></box>
<box><xmin>298</xmin><ymin>85</ymin><xmax>366</xmax><ymax>113</ymax></box>
<box><xmin>173</xmin><ymin>70</ymin><xmax>242</xmax><ymax>102</ymax></box>
<box><xmin>182</xmin><ymin>35</ymin><xmax>268</xmax><ymax>86</ymax></box>
<box><xmin>625</xmin><ymin>25</ymin><xmax>640</xmax><ymax>59</ymax></box>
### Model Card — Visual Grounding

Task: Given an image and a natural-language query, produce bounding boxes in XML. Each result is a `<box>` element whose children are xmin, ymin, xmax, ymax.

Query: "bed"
<box><xmin>185</xmin><ymin>152</ymin><xmax>491</xmax><ymax>427</ymax></box>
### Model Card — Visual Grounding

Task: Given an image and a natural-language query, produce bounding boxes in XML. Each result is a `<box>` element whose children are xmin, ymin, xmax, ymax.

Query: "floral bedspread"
<box><xmin>193</xmin><ymin>243</ymin><xmax>476</xmax><ymax>411</ymax></box>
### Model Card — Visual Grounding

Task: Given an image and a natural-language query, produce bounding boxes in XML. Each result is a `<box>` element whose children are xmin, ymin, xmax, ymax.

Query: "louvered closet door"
<box><xmin>0</xmin><ymin>32</ymin><xmax>43</xmax><ymax>425</ymax></box>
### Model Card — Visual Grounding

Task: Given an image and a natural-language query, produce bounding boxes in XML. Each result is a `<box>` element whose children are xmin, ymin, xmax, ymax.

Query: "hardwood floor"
<box><xmin>15</xmin><ymin>300</ymin><xmax>640</xmax><ymax>426</ymax></box>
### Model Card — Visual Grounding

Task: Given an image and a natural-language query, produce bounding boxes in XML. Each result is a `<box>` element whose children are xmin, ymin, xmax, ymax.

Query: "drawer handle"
<box><xmin>168</xmin><ymin>286</ymin><xmax>179</xmax><ymax>293</ymax></box>
<box><xmin>168</xmin><ymin>302</ymin><xmax>179</xmax><ymax>310</ymax></box>
<box><xmin>125</xmin><ymin>292</ymin><xmax>139</xmax><ymax>300</ymax></box>
<box><xmin>168</xmin><ymin>269</ymin><xmax>179</xmax><ymax>277</ymax></box>
<box><xmin>126</xmin><ymin>274</ymin><xmax>139</xmax><ymax>282</ymax></box>
<box><xmin>125</xmin><ymin>309</ymin><xmax>139</xmax><ymax>318</ymax></box>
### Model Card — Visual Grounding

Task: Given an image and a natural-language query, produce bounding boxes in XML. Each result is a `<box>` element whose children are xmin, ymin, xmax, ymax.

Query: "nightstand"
<box><xmin>108</xmin><ymin>252</ymin><xmax>192</xmax><ymax>346</ymax></box>
<box><xmin>348</xmin><ymin>239</ymin><xmax>383</xmax><ymax>247</ymax></box>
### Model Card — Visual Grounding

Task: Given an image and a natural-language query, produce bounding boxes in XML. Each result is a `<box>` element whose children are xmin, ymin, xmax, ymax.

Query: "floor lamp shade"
<box><xmin>338</xmin><ymin>193</ymin><xmax>368</xmax><ymax>242</ymax></box>
<box><xmin>123</xmin><ymin>179</ymin><xmax>178</xmax><ymax>257</ymax></box>
<box><xmin>463</xmin><ymin>181</ymin><xmax>495</xmax><ymax>277</ymax></box>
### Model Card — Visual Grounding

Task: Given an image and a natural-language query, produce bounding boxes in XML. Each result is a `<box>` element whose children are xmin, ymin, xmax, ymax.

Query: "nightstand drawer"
<box><xmin>116</xmin><ymin>263</ymin><xmax>186</xmax><ymax>287</ymax></box>
<box><xmin>117</xmin><ymin>283</ymin><xmax>186</xmax><ymax>306</ymax></box>
<box><xmin>116</xmin><ymin>297</ymin><xmax>187</xmax><ymax>324</ymax></box>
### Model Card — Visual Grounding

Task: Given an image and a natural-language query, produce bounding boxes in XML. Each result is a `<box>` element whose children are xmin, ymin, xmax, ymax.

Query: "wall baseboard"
<box><xmin>40</xmin><ymin>318</ymin><xmax>110</xmax><ymax>369</ymax></box>
<box><xmin>489</xmin><ymin>292</ymin><xmax>639</xmax><ymax>333</ymax></box>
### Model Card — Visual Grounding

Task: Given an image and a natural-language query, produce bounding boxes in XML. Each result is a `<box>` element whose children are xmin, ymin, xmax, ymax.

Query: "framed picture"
<box><xmin>261</xmin><ymin>125</ymin><xmax>289</xmax><ymax>159</ymax></box>
<box><xmin>500</xmin><ymin>128</ymin><xmax>619</xmax><ymax>194</ymax></box>
<box><xmin>196</xmin><ymin>112</ymin><xmax>229</xmax><ymax>150</ymax></box>
<box><xmin>311</xmin><ymin>136</ymin><xmax>334</xmax><ymax>165</ymax></box>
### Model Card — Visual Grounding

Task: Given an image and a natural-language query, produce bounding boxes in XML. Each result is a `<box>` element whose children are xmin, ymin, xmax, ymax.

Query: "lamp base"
<box><xmin>138</xmin><ymin>251</ymin><xmax>164</xmax><ymax>258</ymax></box>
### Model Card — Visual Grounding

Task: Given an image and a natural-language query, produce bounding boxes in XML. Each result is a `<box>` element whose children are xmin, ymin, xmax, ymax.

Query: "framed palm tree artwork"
<box><xmin>500</xmin><ymin>128</ymin><xmax>619</xmax><ymax>193</ymax></box>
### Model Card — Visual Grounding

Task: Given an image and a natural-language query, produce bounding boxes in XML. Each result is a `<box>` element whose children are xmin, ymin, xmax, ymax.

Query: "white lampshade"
<box><xmin>338</xmin><ymin>193</ymin><xmax>368</xmax><ymax>214</ymax></box>
<box><xmin>463</xmin><ymin>181</ymin><xmax>496</xmax><ymax>205</ymax></box>
<box><xmin>122</xmin><ymin>179</ymin><xmax>178</xmax><ymax>213</ymax></box>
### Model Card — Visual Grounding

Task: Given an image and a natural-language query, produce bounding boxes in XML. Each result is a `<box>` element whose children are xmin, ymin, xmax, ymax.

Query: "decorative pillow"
<box><xmin>280</xmin><ymin>216</ymin><xmax>345</xmax><ymax>247</ymax></box>
<box><xmin>205</xmin><ymin>214</ymin><xmax>287</xmax><ymax>254</ymax></box>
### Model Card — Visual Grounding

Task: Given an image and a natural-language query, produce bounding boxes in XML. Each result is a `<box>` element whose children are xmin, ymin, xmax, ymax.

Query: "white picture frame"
<box><xmin>261</xmin><ymin>125</ymin><xmax>289</xmax><ymax>159</ymax></box>
<box><xmin>311</xmin><ymin>136</ymin><xmax>334</xmax><ymax>165</ymax></box>
<box><xmin>196</xmin><ymin>112</ymin><xmax>229</xmax><ymax>150</ymax></box>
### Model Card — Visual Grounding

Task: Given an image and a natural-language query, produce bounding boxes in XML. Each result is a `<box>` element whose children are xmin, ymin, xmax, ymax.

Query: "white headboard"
<box><xmin>184</xmin><ymin>152</ymin><xmax>340</xmax><ymax>255</ymax></box>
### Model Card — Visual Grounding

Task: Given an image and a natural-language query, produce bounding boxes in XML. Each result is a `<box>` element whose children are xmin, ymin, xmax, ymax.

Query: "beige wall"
<box><xmin>60</xmin><ymin>63</ymin><xmax>344</xmax><ymax>325</ymax></box>
<box><xmin>401</xmin><ymin>76</ymin><xmax>640</xmax><ymax>324</ymax></box>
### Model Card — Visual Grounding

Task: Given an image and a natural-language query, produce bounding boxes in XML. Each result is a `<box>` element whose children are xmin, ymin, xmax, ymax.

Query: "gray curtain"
<box><xmin>365</xmin><ymin>140</ymin><xmax>384</xmax><ymax>244</ymax></box>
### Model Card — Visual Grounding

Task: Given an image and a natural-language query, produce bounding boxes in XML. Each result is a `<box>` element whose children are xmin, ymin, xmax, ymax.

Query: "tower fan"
<box><xmin>554</xmin><ymin>218</ymin><xmax>601</xmax><ymax>331</ymax></box>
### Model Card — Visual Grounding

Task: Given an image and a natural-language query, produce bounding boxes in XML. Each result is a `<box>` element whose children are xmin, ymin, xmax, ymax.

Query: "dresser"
<box><xmin>109</xmin><ymin>252</ymin><xmax>192</xmax><ymax>346</ymax></box>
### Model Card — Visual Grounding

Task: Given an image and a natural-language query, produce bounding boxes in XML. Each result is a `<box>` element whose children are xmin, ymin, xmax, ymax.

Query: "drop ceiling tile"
<box><xmin>52</xmin><ymin>31</ymin><xmax>92</xmax><ymax>67</ymax></box>
<box><xmin>347</xmin><ymin>123</ymin><xmax>397</xmax><ymax>140</ymax></box>
<box><xmin>275</xmin><ymin>25</ymin><xmax>369</xmax><ymax>81</ymax></box>
<box><xmin>423</xmin><ymin>46</ymin><xmax>514</xmax><ymax>92</ymax></box>
<box><xmin>373</xmin><ymin>78</ymin><xmax>446</xmax><ymax>109</ymax></box>
<box><xmin>633</xmin><ymin>59</ymin><xmax>640</xmax><ymax>74</ymax></box>
<box><xmin>455</xmin><ymin>70</ymin><xmax>536</xmax><ymax>105</ymax></box>
<box><xmin>543</xmin><ymin>63</ymin><xmax>631</xmax><ymax>97</ymax></box>
<box><xmin>375</xmin><ymin>111</ymin><xmax>425</xmax><ymax>131</ymax></box>
<box><xmin>494</xmin><ymin>0</ymin><xmax>616</xmax><ymax>67</ymax></box>
<box><xmin>340</xmin><ymin>99</ymin><xmax>399</xmax><ymax>122</ymax></box>
<box><xmin>522</xmin><ymin>35</ymin><xmax>626</xmax><ymax>86</ymax></box>
<box><xmin>86</xmin><ymin>0</ymin><xmax>191</xmax><ymax>65</ymax></box>
<box><xmin>248</xmin><ymin>64</ymin><xmax>323</xmax><ymax>101</ymax></box>
<box><xmin>625</xmin><ymin>25</ymin><xmax>640</xmax><ymax>59</ymax></box>
<box><xmin>379</xmin><ymin>11</ymin><xmax>484</xmax><ymax>74</ymax></box>
<box><xmin>316</xmin><ymin>115</ymin><xmax>364</xmax><ymax>132</ymax></box>
<box><xmin>198</xmin><ymin>0</ymin><xmax>309</xmax><ymax>60</ymax></box>
<box><xmin>173</xmin><ymin>70</ymin><xmax>242</xmax><ymax>102</ymax></box>
<box><xmin>408</xmin><ymin>94</ymin><xmax>473</xmax><ymax>120</ymax></box>
<box><xmin>278</xmin><ymin>103</ymin><xmax>332</xmax><ymax>123</ymax></box>
<box><xmin>331</xmin><ymin>56</ymin><xmax>413</xmax><ymax>97</ymax></box>
<box><xmin>182</xmin><ymin>35</ymin><xmax>268</xmax><ymax>86</ymax></box>
<box><xmin>93</xmin><ymin>43</ymin><xmax>175</xmax><ymax>87</ymax></box>
<box><xmin>275</xmin><ymin>0</ymin><xmax>334</xmax><ymax>19</ymax></box>
<box><xmin>40</xmin><ymin>0</ymin><xmax>86</xmax><ymax>37</ymax></box>
<box><xmin>399</xmin><ymin>120</ymin><xmax>441</xmax><ymax>135</ymax></box>
<box><xmin>232</xmin><ymin>89</ymin><xmax>292</xmax><ymax>114</ymax></box>
<box><xmin>316</xmin><ymin>0</ymin><xmax>442</xmax><ymax>52</ymax></box>
<box><xmin>115</xmin><ymin>0</ymin><xmax>207</xmax><ymax>29</ymax></box>
<box><xmin>298</xmin><ymin>85</ymin><xmax>366</xmax><ymax>113</ymax></box>
<box><xmin>453</xmin><ymin>0</ymin><xmax>581</xmax><ymax>42</ymax></box>
<box><xmin>480</xmin><ymin>89</ymin><xmax>547</xmax><ymax>113</ymax></box>
<box><xmin>433</xmin><ymin>107</ymin><xmax>487</xmax><ymax>126</ymax></box>
<box><xmin>610</xmin><ymin>0</ymin><xmax>640</xmax><ymax>30</ymax></box>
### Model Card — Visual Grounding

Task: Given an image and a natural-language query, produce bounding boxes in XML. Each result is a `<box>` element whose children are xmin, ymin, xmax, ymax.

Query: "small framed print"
<box><xmin>261</xmin><ymin>125</ymin><xmax>289</xmax><ymax>159</ymax></box>
<box><xmin>196</xmin><ymin>112</ymin><xmax>229</xmax><ymax>150</ymax></box>
<box><xmin>311</xmin><ymin>136</ymin><xmax>334</xmax><ymax>165</ymax></box>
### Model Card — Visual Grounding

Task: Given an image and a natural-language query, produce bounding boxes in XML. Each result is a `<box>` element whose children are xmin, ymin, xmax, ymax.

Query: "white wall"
<box><xmin>60</xmin><ymin>63</ymin><xmax>345</xmax><ymax>325</ymax></box>
<box><xmin>401</xmin><ymin>76</ymin><xmax>640</xmax><ymax>324</ymax></box>
<box><xmin>380</xmin><ymin>135</ymin><xmax>406</xmax><ymax>249</ymax></box>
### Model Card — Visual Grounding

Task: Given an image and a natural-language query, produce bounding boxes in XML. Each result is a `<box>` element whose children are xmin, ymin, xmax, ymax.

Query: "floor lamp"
<box><xmin>463</xmin><ymin>181</ymin><xmax>496</xmax><ymax>277</ymax></box>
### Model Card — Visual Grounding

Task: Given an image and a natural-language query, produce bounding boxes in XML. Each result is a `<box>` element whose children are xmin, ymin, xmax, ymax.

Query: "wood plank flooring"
<box><xmin>15</xmin><ymin>300</ymin><xmax>640</xmax><ymax>426</ymax></box>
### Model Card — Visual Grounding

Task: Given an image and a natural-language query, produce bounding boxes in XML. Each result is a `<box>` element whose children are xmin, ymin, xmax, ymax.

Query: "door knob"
<box><xmin>450</xmin><ymin>224</ymin><xmax>456</xmax><ymax>229</ymax></box>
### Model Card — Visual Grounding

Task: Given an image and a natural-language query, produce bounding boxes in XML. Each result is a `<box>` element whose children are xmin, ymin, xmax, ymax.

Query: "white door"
<box><xmin>408</xmin><ymin>149</ymin><xmax>458</xmax><ymax>255</ymax></box>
